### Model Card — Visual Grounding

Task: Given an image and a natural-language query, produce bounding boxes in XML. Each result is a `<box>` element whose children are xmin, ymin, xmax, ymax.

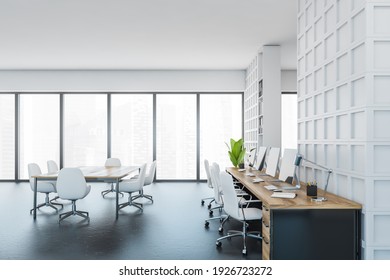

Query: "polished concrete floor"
<box><xmin>0</xmin><ymin>181</ymin><xmax>262</xmax><ymax>260</ymax></box>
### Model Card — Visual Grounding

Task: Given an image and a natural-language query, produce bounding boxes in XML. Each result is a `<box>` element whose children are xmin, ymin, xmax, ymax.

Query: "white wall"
<box><xmin>298</xmin><ymin>0</ymin><xmax>390</xmax><ymax>259</ymax></box>
<box><xmin>0</xmin><ymin>70</ymin><xmax>245</xmax><ymax>92</ymax></box>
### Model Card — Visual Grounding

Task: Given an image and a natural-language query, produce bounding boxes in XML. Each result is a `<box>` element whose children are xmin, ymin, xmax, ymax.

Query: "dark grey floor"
<box><xmin>0</xmin><ymin>181</ymin><xmax>262</xmax><ymax>260</ymax></box>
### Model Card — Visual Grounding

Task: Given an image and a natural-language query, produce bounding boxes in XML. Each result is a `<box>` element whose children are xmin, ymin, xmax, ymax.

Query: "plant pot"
<box><xmin>238</xmin><ymin>163</ymin><xmax>245</xmax><ymax>169</ymax></box>
<box><xmin>306</xmin><ymin>184</ymin><xmax>317</xmax><ymax>197</ymax></box>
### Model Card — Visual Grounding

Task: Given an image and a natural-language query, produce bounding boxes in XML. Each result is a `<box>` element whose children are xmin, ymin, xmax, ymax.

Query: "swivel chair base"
<box><xmin>119</xmin><ymin>195</ymin><xmax>143</xmax><ymax>212</ymax></box>
<box><xmin>101</xmin><ymin>184</ymin><xmax>124</xmax><ymax>198</ymax></box>
<box><xmin>216</xmin><ymin>221</ymin><xmax>262</xmax><ymax>255</ymax></box>
<box><xmin>59</xmin><ymin>200</ymin><xmax>89</xmax><ymax>223</ymax></box>
<box><xmin>201</xmin><ymin>197</ymin><xmax>215</xmax><ymax>209</ymax></box>
<box><xmin>30</xmin><ymin>193</ymin><xmax>63</xmax><ymax>214</ymax></box>
<box><xmin>132</xmin><ymin>190</ymin><xmax>153</xmax><ymax>203</ymax></box>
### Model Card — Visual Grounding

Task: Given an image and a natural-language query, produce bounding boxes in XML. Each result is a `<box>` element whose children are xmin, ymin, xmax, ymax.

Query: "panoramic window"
<box><xmin>111</xmin><ymin>94</ymin><xmax>153</xmax><ymax>166</ymax></box>
<box><xmin>0</xmin><ymin>95</ymin><xmax>15</xmax><ymax>179</ymax></box>
<box><xmin>200</xmin><ymin>94</ymin><xmax>242</xmax><ymax>179</ymax></box>
<box><xmin>64</xmin><ymin>94</ymin><xmax>107</xmax><ymax>167</ymax></box>
<box><xmin>281</xmin><ymin>93</ymin><xmax>298</xmax><ymax>151</ymax></box>
<box><xmin>156</xmin><ymin>94</ymin><xmax>196</xmax><ymax>179</ymax></box>
<box><xmin>19</xmin><ymin>94</ymin><xmax>60</xmax><ymax>179</ymax></box>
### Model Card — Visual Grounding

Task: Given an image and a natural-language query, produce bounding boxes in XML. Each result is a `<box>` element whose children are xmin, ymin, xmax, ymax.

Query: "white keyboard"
<box><xmin>271</xmin><ymin>192</ymin><xmax>297</xmax><ymax>199</ymax></box>
<box><xmin>238</xmin><ymin>169</ymin><xmax>246</xmax><ymax>172</ymax></box>
<box><xmin>246</xmin><ymin>172</ymin><xmax>255</xmax><ymax>177</ymax></box>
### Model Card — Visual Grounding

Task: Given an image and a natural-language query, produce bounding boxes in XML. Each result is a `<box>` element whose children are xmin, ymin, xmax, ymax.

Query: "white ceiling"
<box><xmin>0</xmin><ymin>0</ymin><xmax>297</xmax><ymax>70</ymax></box>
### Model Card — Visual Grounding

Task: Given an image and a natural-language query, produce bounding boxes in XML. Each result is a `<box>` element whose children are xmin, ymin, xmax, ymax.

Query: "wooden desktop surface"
<box><xmin>226</xmin><ymin>167</ymin><xmax>361</xmax><ymax>210</ymax></box>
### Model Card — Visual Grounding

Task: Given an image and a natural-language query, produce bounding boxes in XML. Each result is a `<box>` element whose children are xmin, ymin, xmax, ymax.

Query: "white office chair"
<box><xmin>118</xmin><ymin>163</ymin><xmax>147</xmax><ymax>213</ymax></box>
<box><xmin>132</xmin><ymin>160</ymin><xmax>156</xmax><ymax>203</ymax></box>
<box><xmin>207</xmin><ymin>162</ymin><xmax>224</xmax><ymax>216</ymax></box>
<box><xmin>47</xmin><ymin>160</ymin><xmax>59</xmax><ymax>173</ymax></box>
<box><xmin>101</xmin><ymin>158</ymin><xmax>124</xmax><ymax>198</ymax></box>
<box><xmin>201</xmin><ymin>159</ymin><xmax>215</xmax><ymax>209</ymax></box>
<box><xmin>28</xmin><ymin>163</ymin><xmax>63</xmax><ymax>213</ymax></box>
<box><xmin>56</xmin><ymin>168</ymin><xmax>91</xmax><ymax>223</ymax></box>
<box><xmin>204</xmin><ymin>162</ymin><xmax>228</xmax><ymax>232</ymax></box>
<box><xmin>216</xmin><ymin>172</ymin><xmax>262</xmax><ymax>255</ymax></box>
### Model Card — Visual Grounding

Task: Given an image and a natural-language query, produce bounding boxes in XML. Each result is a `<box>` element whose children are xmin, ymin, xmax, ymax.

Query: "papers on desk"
<box><xmin>238</xmin><ymin>169</ymin><xmax>246</xmax><ymax>172</ymax></box>
<box><xmin>271</xmin><ymin>192</ymin><xmax>297</xmax><ymax>199</ymax></box>
<box><xmin>252</xmin><ymin>178</ymin><xmax>264</xmax><ymax>183</ymax></box>
<box><xmin>264</xmin><ymin>185</ymin><xmax>278</xmax><ymax>191</ymax></box>
<box><xmin>246</xmin><ymin>172</ymin><xmax>256</xmax><ymax>177</ymax></box>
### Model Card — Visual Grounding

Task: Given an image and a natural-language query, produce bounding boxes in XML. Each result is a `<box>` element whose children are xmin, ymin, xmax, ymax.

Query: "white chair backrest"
<box><xmin>266</xmin><ymin>147</ymin><xmax>281</xmax><ymax>177</ymax></box>
<box><xmin>210</xmin><ymin>163</ymin><xmax>223</xmax><ymax>204</ymax></box>
<box><xmin>56</xmin><ymin>168</ymin><xmax>88</xmax><ymax>199</ymax></box>
<box><xmin>204</xmin><ymin>159</ymin><xmax>212</xmax><ymax>188</ymax></box>
<box><xmin>105</xmin><ymin>158</ymin><xmax>121</xmax><ymax>167</ymax></box>
<box><xmin>278</xmin><ymin>148</ymin><xmax>298</xmax><ymax>181</ymax></box>
<box><xmin>254</xmin><ymin>146</ymin><xmax>267</xmax><ymax>170</ymax></box>
<box><xmin>136</xmin><ymin>163</ymin><xmax>148</xmax><ymax>189</ymax></box>
<box><xmin>219</xmin><ymin>172</ymin><xmax>240</xmax><ymax>220</ymax></box>
<box><xmin>47</xmin><ymin>160</ymin><xmax>59</xmax><ymax>173</ymax></box>
<box><xmin>28</xmin><ymin>163</ymin><xmax>42</xmax><ymax>190</ymax></box>
<box><xmin>144</xmin><ymin>160</ymin><xmax>157</xmax><ymax>185</ymax></box>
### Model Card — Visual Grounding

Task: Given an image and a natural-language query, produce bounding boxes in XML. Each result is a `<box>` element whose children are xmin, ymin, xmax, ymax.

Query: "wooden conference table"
<box><xmin>31</xmin><ymin>166</ymin><xmax>140</xmax><ymax>220</ymax></box>
<box><xmin>226</xmin><ymin>167</ymin><xmax>362</xmax><ymax>260</ymax></box>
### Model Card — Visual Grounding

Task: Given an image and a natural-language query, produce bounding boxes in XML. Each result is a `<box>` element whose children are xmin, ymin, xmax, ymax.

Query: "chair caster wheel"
<box><xmin>216</xmin><ymin>241</ymin><xmax>222</xmax><ymax>247</ymax></box>
<box><xmin>242</xmin><ymin>249</ymin><xmax>247</xmax><ymax>255</ymax></box>
<box><xmin>218</xmin><ymin>227</ymin><xmax>223</xmax><ymax>233</ymax></box>
<box><xmin>205</xmin><ymin>221</ymin><xmax>209</xmax><ymax>228</ymax></box>
<box><xmin>207</xmin><ymin>204</ymin><xmax>211</xmax><ymax>209</ymax></box>
<box><xmin>209</xmin><ymin>210</ymin><xmax>213</xmax><ymax>217</ymax></box>
<box><xmin>201</xmin><ymin>200</ymin><xmax>205</xmax><ymax>206</ymax></box>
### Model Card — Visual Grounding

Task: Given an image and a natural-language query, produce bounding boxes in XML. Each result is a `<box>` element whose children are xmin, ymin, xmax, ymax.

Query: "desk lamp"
<box><xmin>294</xmin><ymin>154</ymin><xmax>333</xmax><ymax>202</ymax></box>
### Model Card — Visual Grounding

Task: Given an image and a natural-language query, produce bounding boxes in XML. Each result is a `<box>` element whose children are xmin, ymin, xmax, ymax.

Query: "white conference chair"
<box><xmin>132</xmin><ymin>160</ymin><xmax>156</xmax><ymax>203</ymax></box>
<box><xmin>118</xmin><ymin>163</ymin><xmax>147</xmax><ymax>213</ymax></box>
<box><xmin>47</xmin><ymin>160</ymin><xmax>61</xmax><ymax>202</ymax></box>
<box><xmin>28</xmin><ymin>163</ymin><xmax>63</xmax><ymax>213</ymax></box>
<box><xmin>216</xmin><ymin>172</ymin><xmax>262</xmax><ymax>255</ymax></box>
<box><xmin>201</xmin><ymin>159</ymin><xmax>215</xmax><ymax>209</ymax></box>
<box><xmin>101</xmin><ymin>158</ymin><xmax>124</xmax><ymax>198</ymax></box>
<box><xmin>56</xmin><ymin>168</ymin><xmax>91</xmax><ymax>223</ymax></box>
<box><xmin>47</xmin><ymin>160</ymin><xmax>59</xmax><ymax>173</ymax></box>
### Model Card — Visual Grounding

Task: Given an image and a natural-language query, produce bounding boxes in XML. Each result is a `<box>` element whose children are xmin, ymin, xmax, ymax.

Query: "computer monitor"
<box><xmin>248</xmin><ymin>148</ymin><xmax>257</xmax><ymax>167</ymax></box>
<box><xmin>278</xmin><ymin>148</ymin><xmax>298</xmax><ymax>181</ymax></box>
<box><xmin>265</xmin><ymin>147</ymin><xmax>280</xmax><ymax>177</ymax></box>
<box><xmin>253</xmin><ymin>146</ymin><xmax>267</xmax><ymax>171</ymax></box>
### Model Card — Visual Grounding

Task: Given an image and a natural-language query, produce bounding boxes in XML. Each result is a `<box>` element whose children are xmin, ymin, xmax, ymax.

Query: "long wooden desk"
<box><xmin>226</xmin><ymin>167</ymin><xmax>362</xmax><ymax>260</ymax></box>
<box><xmin>32</xmin><ymin>166</ymin><xmax>140</xmax><ymax>220</ymax></box>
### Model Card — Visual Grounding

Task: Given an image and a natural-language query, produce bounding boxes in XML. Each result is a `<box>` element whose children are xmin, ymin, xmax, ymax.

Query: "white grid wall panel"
<box><xmin>298</xmin><ymin>0</ymin><xmax>390</xmax><ymax>259</ymax></box>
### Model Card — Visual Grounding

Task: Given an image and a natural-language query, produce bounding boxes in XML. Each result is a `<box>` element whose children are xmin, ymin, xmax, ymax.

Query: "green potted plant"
<box><xmin>225</xmin><ymin>138</ymin><xmax>246</xmax><ymax>168</ymax></box>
